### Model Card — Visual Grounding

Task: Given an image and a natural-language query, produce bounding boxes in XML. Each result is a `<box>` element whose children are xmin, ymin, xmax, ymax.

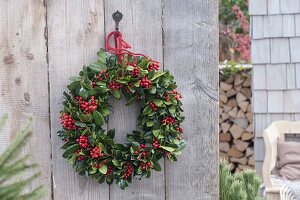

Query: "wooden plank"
<box><xmin>283</xmin><ymin>90</ymin><xmax>300</xmax><ymax>113</ymax></box>
<box><xmin>295</xmin><ymin>14</ymin><xmax>300</xmax><ymax>36</ymax></box>
<box><xmin>283</xmin><ymin>15</ymin><xmax>295</xmax><ymax>37</ymax></box>
<box><xmin>249</xmin><ymin>0</ymin><xmax>267</xmax><ymax>15</ymax></box>
<box><xmin>267</xmin><ymin>0</ymin><xmax>280</xmax><ymax>15</ymax></box>
<box><xmin>268</xmin><ymin>91</ymin><xmax>284</xmax><ymax>113</ymax></box>
<box><xmin>252</xmin><ymin>16</ymin><xmax>264</xmax><ymax>39</ymax></box>
<box><xmin>0</xmin><ymin>0</ymin><xmax>51</xmax><ymax>199</ymax></box>
<box><xmin>266</xmin><ymin>64</ymin><xmax>286</xmax><ymax>90</ymax></box>
<box><xmin>270</xmin><ymin>38</ymin><xmax>290</xmax><ymax>64</ymax></box>
<box><xmin>296</xmin><ymin>64</ymin><xmax>300</xmax><ymax>88</ymax></box>
<box><xmin>253</xmin><ymin>91</ymin><xmax>268</xmax><ymax>113</ymax></box>
<box><xmin>280</xmin><ymin>0</ymin><xmax>300</xmax><ymax>14</ymax></box>
<box><xmin>287</xmin><ymin>64</ymin><xmax>296</xmax><ymax>89</ymax></box>
<box><xmin>290</xmin><ymin>38</ymin><xmax>300</xmax><ymax>63</ymax></box>
<box><xmin>263</xmin><ymin>15</ymin><xmax>283</xmax><ymax>38</ymax></box>
<box><xmin>47</xmin><ymin>1</ymin><xmax>109</xmax><ymax>199</ymax></box>
<box><xmin>251</xmin><ymin>39</ymin><xmax>271</xmax><ymax>64</ymax></box>
<box><xmin>253</xmin><ymin>65</ymin><xmax>266</xmax><ymax>90</ymax></box>
<box><xmin>103</xmin><ymin>1</ymin><xmax>165</xmax><ymax>199</ymax></box>
<box><xmin>163</xmin><ymin>0</ymin><xmax>219</xmax><ymax>199</ymax></box>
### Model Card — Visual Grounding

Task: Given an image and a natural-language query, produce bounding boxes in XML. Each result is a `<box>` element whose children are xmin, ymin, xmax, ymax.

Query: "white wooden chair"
<box><xmin>263</xmin><ymin>121</ymin><xmax>300</xmax><ymax>200</ymax></box>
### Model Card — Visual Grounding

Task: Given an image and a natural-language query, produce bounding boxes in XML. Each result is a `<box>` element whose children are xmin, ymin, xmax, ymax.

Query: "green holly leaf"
<box><xmin>107</xmin><ymin>129</ymin><xmax>115</xmax><ymax>139</ymax></box>
<box><xmin>125</xmin><ymin>96</ymin><xmax>136</xmax><ymax>106</ymax></box>
<box><xmin>78</xmin><ymin>87</ymin><xmax>89</xmax><ymax>99</ymax></box>
<box><xmin>119</xmin><ymin>179</ymin><xmax>127</xmax><ymax>190</ymax></box>
<box><xmin>149</xmin><ymin>86</ymin><xmax>156</xmax><ymax>94</ymax></box>
<box><xmin>68</xmin><ymin>81</ymin><xmax>80</xmax><ymax>91</ymax></box>
<box><xmin>99</xmin><ymin>165</ymin><xmax>108</xmax><ymax>174</ymax></box>
<box><xmin>97</xmin><ymin>49</ymin><xmax>107</xmax><ymax>64</ymax></box>
<box><xmin>152</xmin><ymin>130</ymin><xmax>160</xmax><ymax>137</ymax></box>
<box><xmin>137</xmin><ymin>59</ymin><xmax>149</xmax><ymax>68</ymax></box>
<box><xmin>150</xmin><ymin>71</ymin><xmax>166</xmax><ymax>81</ymax></box>
<box><xmin>112</xmin><ymin>159</ymin><xmax>120</xmax><ymax>166</ymax></box>
<box><xmin>101</xmin><ymin>107</ymin><xmax>110</xmax><ymax>116</ymax></box>
<box><xmin>168</xmin><ymin>106</ymin><xmax>176</xmax><ymax>114</ymax></box>
<box><xmin>153</xmin><ymin>161</ymin><xmax>161</xmax><ymax>171</ymax></box>
<box><xmin>126</xmin><ymin>66</ymin><xmax>134</xmax><ymax>71</ymax></box>
<box><xmin>62</xmin><ymin>144</ymin><xmax>80</xmax><ymax>158</ymax></box>
<box><xmin>111</xmin><ymin>90</ymin><xmax>121</xmax><ymax>99</ymax></box>
<box><xmin>92</xmin><ymin>110</ymin><xmax>105</xmax><ymax>126</ymax></box>
<box><xmin>160</xmin><ymin>146</ymin><xmax>175</xmax><ymax>152</ymax></box>
<box><xmin>153</xmin><ymin>99</ymin><xmax>163</xmax><ymax>107</ymax></box>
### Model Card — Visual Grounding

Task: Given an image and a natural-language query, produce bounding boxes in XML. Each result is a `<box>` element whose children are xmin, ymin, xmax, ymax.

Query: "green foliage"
<box><xmin>59</xmin><ymin>49</ymin><xmax>185</xmax><ymax>189</ymax></box>
<box><xmin>219</xmin><ymin>0</ymin><xmax>249</xmax><ymax>32</ymax></box>
<box><xmin>220</xmin><ymin>61</ymin><xmax>247</xmax><ymax>77</ymax></box>
<box><xmin>220</xmin><ymin>160</ymin><xmax>264</xmax><ymax>200</ymax></box>
<box><xmin>0</xmin><ymin>114</ymin><xmax>44</xmax><ymax>200</ymax></box>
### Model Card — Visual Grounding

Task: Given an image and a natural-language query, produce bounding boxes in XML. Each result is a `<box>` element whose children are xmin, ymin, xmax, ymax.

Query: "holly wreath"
<box><xmin>58</xmin><ymin>30</ymin><xmax>185</xmax><ymax>190</ymax></box>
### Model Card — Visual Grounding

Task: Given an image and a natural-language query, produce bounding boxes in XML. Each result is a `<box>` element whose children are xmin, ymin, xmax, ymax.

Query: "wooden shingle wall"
<box><xmin>250</xmin><ymin>0</ymin><xmax>300</xmax><ymax>177</ymax></box>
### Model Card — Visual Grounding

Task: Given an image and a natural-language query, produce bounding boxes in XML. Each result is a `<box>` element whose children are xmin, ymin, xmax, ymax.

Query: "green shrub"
<box><xmin>220</xmin><ymin>160</ymin><xmax>264</xmax><ymax>200</ymax></box>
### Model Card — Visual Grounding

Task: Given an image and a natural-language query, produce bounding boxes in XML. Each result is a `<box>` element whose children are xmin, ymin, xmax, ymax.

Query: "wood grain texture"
<box><xmin>0</xmin><ymin>0</ymin><xmax>51</xmax><ymax>199</ymax></box>
<box><xmin>163</xmin><ymin>0</ymin><xmax>219</xmax><ymax>199</ymax></box>
<box><xmin>47</xmin><ymin>0</ymin><xmax>109</xmax><ymax>199</ymax></box>
<box><xmin>104</xmin><ymin>0</ymin><xmax>166</xmax><ymax>199</ymax></box>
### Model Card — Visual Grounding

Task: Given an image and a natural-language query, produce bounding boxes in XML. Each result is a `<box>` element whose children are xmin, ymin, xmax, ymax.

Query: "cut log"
<box><xmin>220</xmin><ymin>94</ymin><xmax>228</xmax><ymax>104</ymax></box>
<box><xmin>242</xmin><ymin>132</ymin><xmax>253</xmax><ymax>141</ymax></box>
<box><xmin>223</xmin><ymin>105</ymin><xmax>232</xmax><ymax>113</ymax></box>
<box><xmin>220</xmin><ymin>82</ymin><xmax>233</xmax><ymax>91</ymax></box>
<box><xmin>227</xmin><ymin>99</ymin><xmax>237</xmax><ymax>108</ymax></box>
<box><xmin>220</xmin><ymin>133</ymin><xmax>232</xmax><ymax>142</ymax></box>
<box><xmin>230</xmin><ymin>157</ymin><xmax>248</xmax><ymax>165</ymax></box>
<box><xmin>246</xmin><ymin>147</ymin><xmax>254</xmax><ymax>157</ymax></box>
<box><xmin>246</xmin><ymin>123</ymin><xmax>253</xmax><ymax>132</ymax></box>
<box><xmin>220</xmin><ymin>113</ymin><xmax>229</xmax><ymax>122</ymax></box>
<box><xmin>226</xmin><ymin>88</ymin><xmax>237</xmax><ymax>97</ymax></box>
<box><xmin>220</xmin><ymin>152</ymin><xmax>229</xmax><ymax>161</ymax></box>
<box><xmin>219</xmin><ymin>108</ymin><xmax>223</xmax><ymax>116</ymax></box>
<box><xmin>230</xmin><ymin>124</ymin><xmax>244</xmax><ymax>139</ymax></box>
<box><xmin>240</xmin><ymin>88</ymin><xmax>251</xmax><ymax>99</ymax></box>
<box><xmin>236</xmin><ymin>92</ymin><xmax>247</xmax><ymax>104</ymax></box>
<box><xmin>228</xmin><ymin>107</ymin><xmax>238</xmax><ymax>118</ymax></box>
<box><xmin>225</xmin><ymin>76</ymin><xmax>234</xmax><ymax>84</ymax></box>
<box><xmin>234</xmin><ymin>74</ymin><xmax>244</xmax><ymax>86</ymax></box>
<box><xmin>237</xmin><ymin>109</ymin><xmax>246</xmax><ymax>118</ymax></box>
<box><xmin>230</xmin><ymin>117</ymin><xmax>248</xmax><ymax>129</ymax></box>
<box><xmin>238</xmin><ymin>101</ymin><xmax>249</xmax><ymax>112</ymax></box>
<box><xmin>248</xmin><ymin>156</ymin><xmax>255</xmax><ymax>166</ymax></box>
<box><xmin>243</xmin><ymin>76</ymin><xmax>251</xmax><ymax>87</ymax></box>
<box><xmin>235</xmin><ymin>85</ymin><xmax>243</xmax><ymax>92</ymax></box>
<box><xmin>247</xmin><ymin>103</ymin><xmax>252</xmax><ymax>113</ymax></box>
<box><xmin>246</xmin><ymin>112</ymin><xmax>253</xmax><ymax>123</ymax></box>
<box><xmin>233</xmin><ymin>139</ymin><xmax>249</xmax><ymax>152</ymax></box>
<box><xmin>228</xmin><ymin>147</ymin><xmax>244</xmax><ymax>158</ymax></box>
<box><xmin>220</xmin><ymin>142</ymin><xmax>230</xmax><ymax>152</ymax></box>
<box><xmin>221</xmin><ymin>122</ymin><xmax>231</xmax><ymax>134</ymax></box>
<box><xmin>238</xmin><ymin>164</ymin><xmax>253</xmax><ymax>170</ymax></box>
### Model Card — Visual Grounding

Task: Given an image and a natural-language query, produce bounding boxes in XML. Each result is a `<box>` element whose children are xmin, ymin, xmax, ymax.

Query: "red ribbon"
<box><xmin>105</xmin><ymin>31</ymin><xmax>159</xmax><ymax>64</ymax></box>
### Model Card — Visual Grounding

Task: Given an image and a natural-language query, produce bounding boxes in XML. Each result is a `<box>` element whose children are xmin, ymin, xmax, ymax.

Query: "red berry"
<box><xmin>139</xmin><ymin>76</ymin><xmax>151</xmax><ymax>89</ymax></box>
<box><xmin>90</xmin><ymin>147</ymin><xmax>103</xmax><ymax>159</ymax></box>
<box><xmin>131</xmin><ymin>67</ymin><xmax>140</xmax><ymax>77</ymax></box>
<box><xmin>76</xmin><ymin>135</ymin><xmax>90</xmax><ymax>149</ymax></box>
<box><xmin>108</xmin><ymin>80</ymin><xmax>122</xmax><ymax>90</ymax></box>
<box><xmin>161</xmin><ymin>116</ymin><xmax>176</xmax><ymax>125</ymax></box>
<box><xmin>148</xmin><ymin>62</ymin><xmax>160</xmax><ymax>71</ymax></box>
<box><xmin>171</xmin><ymin>90</ymin><xmax>182</xmax><ymax>100</ymax></box>
<box><xmin>60</xmin><ymin>113</ymin><xmax>78</xmax><ymax>130</ymax></box>
<box><xmin>149</xmin><ymin>101</ymin><xmax>158</xmax><ymax>111</ymax></box>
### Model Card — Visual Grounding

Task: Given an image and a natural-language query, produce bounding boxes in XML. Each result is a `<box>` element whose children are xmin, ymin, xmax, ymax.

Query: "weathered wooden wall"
<box><xmin>0</xmin><ymin>0</ymin><xmax>218</xmax><ymax>199</ymax></box>
<box><xmin>250</xmin><ymin>0</ymin><xmax>300</xmax><ymax>177</ymax></box>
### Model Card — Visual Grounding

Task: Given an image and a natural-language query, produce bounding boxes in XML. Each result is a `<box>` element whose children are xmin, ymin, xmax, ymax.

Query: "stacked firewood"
<box><xmin>219</xmin><ymin>70</ymin><xmax>254</xmax><ymax>173</ymax></box>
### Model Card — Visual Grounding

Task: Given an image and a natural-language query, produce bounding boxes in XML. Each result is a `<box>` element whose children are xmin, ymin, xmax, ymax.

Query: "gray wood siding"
<box><xmin>0</xmin><ymin>0</ymin><xmax>218</xmax><ymax>199</ymax></box>
<box><xmin>251</xmin><ymin>0</ymin><xmax>300</xmax><ymax>176</ymax></box>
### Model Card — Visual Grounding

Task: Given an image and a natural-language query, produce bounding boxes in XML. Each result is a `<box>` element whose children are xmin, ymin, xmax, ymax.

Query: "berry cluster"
<box><xmin>171</xmin><ymin>90</ymin><xmax>182</xmax><ymax>100</ymax></box>
<box><xmin>139</xmin><ymin>144</ymin><xmax>147</xmax><ymax>149</ymax></box>
<box><xmin>153</xmin><ymin>139</ymin><xmax>160</xmax><ymax>149</ymax></box>
<box><xmin>164</xmin><ymin>93</ymin><xmax>170</xmax><ymax>102</ymax></box>
<box><xmin>108</xmin><ymin>80</ymin><xmax>122</xmax><ymax>90</ymax></box>
<box><xmin>76</xmin><ymin>135</ymin><xmax>90</xmax><ymax>149</ymax></box>
<box><xmin>161</xmin><ymin>116</ymin><xmax>176</xmax><ymax>125</ymax></box>
<box><xmin>149</xmin><ymin>101</ymin><xmax>158</xmax><ymax>111</ymax></box>
<box><xmin>148</xmin><ymin>62</ymin><xmax>159</xmax><ymax>71</ymax></box>
<box><xmin>139</xmin><ymin>76</ymin><xmax>151</xmax><ymax>88</ymax></box>
<box><xmin>92</xmin><ymin>69</ymin><xmax>109</xmax><ymax>87</ymax></box>
<box><xmin>131</xmin><ymin>66</ymin><xmax>140</xmax><ymax>77</ymax></box>
<box><xmin>123</xmin><ymin>162</ymin><xmax>133</xmax><ymax>179</ymax></box>
<box><xmin>75</xmin><ymin>149</ymin><xmax>87</xmax><ymax>161</ymax></box>
<box><xmin>60</xmin><ymin>113</ymin><xmax>78</xmax><ymax>130</ymax></box>
<box><xmin>176</xmin><ymin>127</ymin><xmax>183</xmax><ymax>133</ymax></box>
<box><xmin>90</xmin><ymin>147</ymin><xmax>103</xmax><ymax>159</ymax></box>
<box><xmin>106</xmin><ymin>166</ymin><xmax>113</xmax><ymax>175</ymax></box>
<box><xmin>75</xmin><ymin>96</ymin><xmax>98</xmax><ymax>114</ymax></box>
<box><xmin>141</xmin><ymin>162</ymin><xmax>153</xmax><ymax>171</ymax></box>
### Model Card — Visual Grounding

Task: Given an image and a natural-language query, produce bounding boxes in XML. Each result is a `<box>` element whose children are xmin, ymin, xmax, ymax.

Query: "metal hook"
<box><xmin>112</xmin><ymin>10</ymin><xmax>123</xmax><ymax>33</ymax></box>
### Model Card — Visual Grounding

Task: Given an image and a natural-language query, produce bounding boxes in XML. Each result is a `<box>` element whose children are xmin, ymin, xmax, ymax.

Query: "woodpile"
<box><xmin>219</xmin><ymin>70</ymin><xmax>253</xmax><ymax>173</ymax></box>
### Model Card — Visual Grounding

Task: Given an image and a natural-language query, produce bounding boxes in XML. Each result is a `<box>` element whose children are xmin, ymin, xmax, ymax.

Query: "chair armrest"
<box><xmin>262</xmin><ymin>125</ymin><xmax>280</xmax><ymax>188</ymax></box>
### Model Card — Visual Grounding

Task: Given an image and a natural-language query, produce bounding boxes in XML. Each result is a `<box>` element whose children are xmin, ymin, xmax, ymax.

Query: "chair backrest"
<box><xmin>262</xmin><ymin>121</ymin><xmax>300</xmax><ymax>188</ymax></box>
